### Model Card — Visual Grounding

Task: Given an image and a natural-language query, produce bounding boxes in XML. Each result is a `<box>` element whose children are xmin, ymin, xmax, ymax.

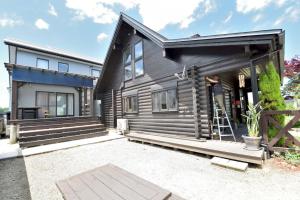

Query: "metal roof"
<box><xmin>4</xmin><ymin>38</ymin><xmax>103</xmax><ymax>66</ymax></box>
<box><xmin>95</xmin><ymin>12</ymin><xmax>284</xmax><ymax>91</ymax></box>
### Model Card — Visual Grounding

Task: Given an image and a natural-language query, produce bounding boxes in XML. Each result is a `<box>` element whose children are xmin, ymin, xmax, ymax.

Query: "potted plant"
<box><xmin>242</xmin><ymin>102</ymin><xmax>263</xmax><ymax>150</ymax></box>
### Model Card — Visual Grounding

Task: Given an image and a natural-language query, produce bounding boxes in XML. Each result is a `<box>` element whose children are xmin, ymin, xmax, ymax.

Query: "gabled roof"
<box><xmin>95</xmin><ymin>12</ymin><xmax>284</xmax><ymax>91</ymax></box>
<box><xmin>4</xmin><ymin>38</ymin><xmax>102</xmax><ymax>66</ymax></box>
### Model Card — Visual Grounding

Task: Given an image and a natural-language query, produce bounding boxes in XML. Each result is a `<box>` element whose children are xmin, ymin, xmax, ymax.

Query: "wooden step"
<box><xmin>20</xmin><ymin>120</ymin><xmax>100</xmax><ymax>131</ymax></box>
<box><xmin>17</xmin><ymin>117</ymin><xmax>95</xmax><ymax>127</ymax></box>
<box><xmin>20</xmin><ymin>131</ymin><xmax>108</xmax><ymax>148</ymax></box>
<box><xmin>19</xmin><ymin>127</ymin><xmax>106</xmax><ymax>142</ymax></box>
<box><xmin>19</xmin><ymin>124</ymin><xmax>104</xmax><ymax>137</ymax></box>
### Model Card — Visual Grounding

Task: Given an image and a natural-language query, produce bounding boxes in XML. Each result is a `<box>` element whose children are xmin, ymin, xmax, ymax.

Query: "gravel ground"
<box><xmin>1</xmin><ymin>138</ymin><xmax>300</xmax><ymax>200</ymax></box>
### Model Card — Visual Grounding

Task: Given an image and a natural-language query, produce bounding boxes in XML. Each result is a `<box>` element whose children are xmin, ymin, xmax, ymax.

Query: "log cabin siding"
<box><xmin>121</xmin><ymin>75</ymin><xmax>195</xmax><ymax>136</ymax></box>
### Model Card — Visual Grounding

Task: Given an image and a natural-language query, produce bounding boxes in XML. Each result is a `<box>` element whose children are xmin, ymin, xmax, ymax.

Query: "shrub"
<box><xmin>259</xmin><ymin>62</ymin><xmax>286</xmax><ymax>146</ymax></box>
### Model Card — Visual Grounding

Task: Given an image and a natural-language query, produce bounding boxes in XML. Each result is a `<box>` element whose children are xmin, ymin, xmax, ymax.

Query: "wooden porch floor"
<box><xmin>126</xmin><ymin>132</ymin><xmax>265</xmax><ymax>165</ymax></box>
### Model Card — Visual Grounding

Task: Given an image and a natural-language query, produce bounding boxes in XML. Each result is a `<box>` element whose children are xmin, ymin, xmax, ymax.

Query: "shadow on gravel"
<box><xmin>0</xmin><ymin>157</ymin><xmax>31</xmax><ymax>200</ymax></box>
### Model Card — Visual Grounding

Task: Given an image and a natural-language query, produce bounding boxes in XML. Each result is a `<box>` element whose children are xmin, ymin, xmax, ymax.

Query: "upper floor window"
<box><xmin>134</xmin><ymin>41</ymin><xmax>144</xmax><ymax>77</ymax></box>
<box><xmin>36</xmin><ymin>58</ymin><xmax>49</xmax><ymax>70</ymax></box>
<box><xmin>123</xmin><ymin>40</ymin><xmax>144</xmax><ymax>81</ymax></box>
<box><xmin>91</xmin><ymin>69</ymin><xmax>100</xmax><ymax>77</ymax></box>
<box><xmin>58</xmin><ymin>62</ymin><xmax>69</xmax><ymax>73</ymax></box>
<box><xmin>124</xmin><ymin>48</ymin><xmax>132</xmax><ymax>81</ymax></box>
<box><xmin>152</xmin><ymin>88</ymin><xmax>178</xmax><ymax>112</ymax></box>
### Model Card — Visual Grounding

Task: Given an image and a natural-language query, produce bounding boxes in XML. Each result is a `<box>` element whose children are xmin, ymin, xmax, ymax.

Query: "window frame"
<box><xmin>91</xmin><ymin>69</ymin><xmax>101</xmax><ymax>77</ymax></box>
<box><xmin>123</xmin><ymin>95</ymin><xmax>138</xmax><ymax>114</ymax></box>
<box><xmin>36</xmin><ymin>58</ymin><xmax>49</xmax><ymax>70</ymax></box>
<box><xmin>123</xmin><ymin>47</ymin><xmax>133</xmax><ymax>81</ymax></box>
<box><xmin>35</xmin><ymin>91</ymin><xmax>75</xmax><ymax>117</ymax></box>
<box><xmin>151</xmin><ymin>87</ymin><xmax>178</xmax><ymax>113</ymax></box>
<box><xmin>58</xmin><ymin>62</ymin><xmax>69</xmax><ymax>73</ymax></box>
<box><xmin>133</xmin><ymin>40</ymin><xmax>144</xmax><ymax>78</ymax></box>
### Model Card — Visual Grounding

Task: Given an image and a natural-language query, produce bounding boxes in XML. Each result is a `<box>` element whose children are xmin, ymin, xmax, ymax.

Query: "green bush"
<box><xmin>259</xmin><ymin>62</ymin><xmax>286</xmax><ymax>146</ymax></box>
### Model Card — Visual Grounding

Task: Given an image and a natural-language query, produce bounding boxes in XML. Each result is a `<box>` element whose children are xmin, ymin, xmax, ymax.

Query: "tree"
<box><xmin>283</xmin><ymin>55</ymin><xmax>300</xmax><ymax>98</ymax></box>
<box><xmin>0</xmin><ymin>107</ymin><xmax>8</xmax><ymax>114</ymax></box>
<box><xmin>259</xmin><ymin>62</ymin><xmax>286</xmax><ymax>146</ymax></box>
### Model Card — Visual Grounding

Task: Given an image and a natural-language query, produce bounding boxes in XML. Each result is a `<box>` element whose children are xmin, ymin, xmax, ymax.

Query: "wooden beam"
<box><xmin>191</xmin><ymin>67</ymin><xmax>200</xmax><ymax>138</ymax></box>
<box><xmin>11</xmin><ymin>81</ymin><xmax>18</xmax><ymax>120</ymax></box>
<box><xmin>250</xmin><ymin>62</ymin><xmax>259</xmax><ymax>105</ymax></box>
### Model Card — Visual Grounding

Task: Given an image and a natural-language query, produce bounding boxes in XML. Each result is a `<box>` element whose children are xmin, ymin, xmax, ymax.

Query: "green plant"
<box><xmin>283</xmin><ymin>151</ymin><xmax>300</xmax><ymax>166</ymax></box>
<box><xmin>242</xmin><ymin>102</ymin><xmax>263</xmax><ymax>137</ymax></box>
<box><xmin>259</xmin><ymin>62</ymin><xmax>286</xmax><ymax>145</ymax></box>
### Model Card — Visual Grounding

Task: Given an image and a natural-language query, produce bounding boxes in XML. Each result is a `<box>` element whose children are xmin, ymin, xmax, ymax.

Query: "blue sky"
<box><xmin>0</xmin><ymin>0</ymin><xmax>300</xmax><ymax>108</ymax></box>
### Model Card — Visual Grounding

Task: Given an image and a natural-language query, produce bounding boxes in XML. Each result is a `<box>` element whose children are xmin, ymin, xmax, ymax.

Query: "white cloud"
<box><xmin>274</xmin><ymin>6</ymin><xmax>300</xmax><ymax>26</ymax></box>
<box><xmin>65</xmin><ymin>0</ymin><xmax>118</xmax><ymax>24</ymax></box>
<box><xmin>97</xmin><ymin>32</ymin><xmax>108</xmax><ymax>42</ymax></box>
<box><xmin>35</xmin><ymin>19</ymin><xmax>49</xmax><ymax>30</ymax></box>
<box><xmin>223</xmin><ymin>11</ymin><xmax>233</xmax><ymax>23</ymax></box>
<box><xmin>236</xmin><ymin>0</ymin><xmax>287</xmax><ymax>14</ymax></box>
<box><xmin>252</xmin><ymin>13</ymin><xmax>263</xmax><ymax>22</ymax></box>
<box><xmin>0</xmin><ymin>15</ymin><xmax>23</xmax><ymax>28</ymax></box>
<box><xmin>65</xmin><ymin>0</ymin><xmax>215</xmax><ymax>31</ymax></box>
<box><xmin>48</xmin><ymin>3</ymin><xmax>58</xmax><ymax>16</ymax></box>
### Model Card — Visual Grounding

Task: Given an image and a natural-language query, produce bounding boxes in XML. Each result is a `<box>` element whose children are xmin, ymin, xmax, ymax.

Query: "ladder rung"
<box><xmin>219</xmin><ymin>135</ymin><xmax>235</xmax><ymax>137</ymax></box>
<box><xmin>218</xmin><ymin>125</ymin><xmax>230</xmax><ymax>128</ymax></box>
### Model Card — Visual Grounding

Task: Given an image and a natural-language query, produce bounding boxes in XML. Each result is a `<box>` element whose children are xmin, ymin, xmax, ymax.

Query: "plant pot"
<box><xmin>242</xmin><ymin>135</ymin><xmax>262</xmax><ymax>151</ymax></box>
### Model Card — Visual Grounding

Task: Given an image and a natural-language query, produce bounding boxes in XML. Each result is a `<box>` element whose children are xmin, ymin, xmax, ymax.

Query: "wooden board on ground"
<box><xmin>211</xmin><ymin>157</ymin><xmax>248</xmax><ymax>171</ymax></box>
<box><xmin>56</xmin><ymin>163</ymin><xmax>184</xmax><ymax>200</ymax></box>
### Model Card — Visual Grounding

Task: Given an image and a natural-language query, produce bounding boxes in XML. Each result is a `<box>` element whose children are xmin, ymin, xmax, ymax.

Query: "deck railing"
<box><xmin>261</xmin><ymin>110</ymin><xmax>300</xmax><ymax>152</ymax></box>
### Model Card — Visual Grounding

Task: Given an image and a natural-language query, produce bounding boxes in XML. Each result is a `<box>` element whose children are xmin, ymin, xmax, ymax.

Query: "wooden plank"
<box><xmin>100</xmin><ymin>165</ymin><xmax>159</xmax><ymax>199</ymax></box>
<box><xmin>92</xmin><ymin>168</ymin><xmax>146</xmax><ymax>200</ymax></box>
<box><xmin>56</xmin><ymin>180</ymin><xmax>80</xmax><ymax>200</ymax></box>
<box><xmin>80</xmin><ymin>172</ymin><xmax>124</xmax><ymax>200</ymax></box>
<box><xmin>127</xmin><ymin>133</ymin><xmax>264</xmax><ymax>165</ymax></box>
<box><xmin>67</xmin><ymin>176</ymin><xmax>101</xmax><ymax>200</ymax></box>
<box><xmin>106</xmin><ymin>164</ymin><xmax>171</xmax><ymax>200</ymax></box>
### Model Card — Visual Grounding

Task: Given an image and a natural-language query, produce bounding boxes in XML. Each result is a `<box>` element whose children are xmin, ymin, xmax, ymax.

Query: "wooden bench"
<box><xmin>57</xmin><ymin>164</ymin><xmax>184</xmax><ymax>200</ymax></box>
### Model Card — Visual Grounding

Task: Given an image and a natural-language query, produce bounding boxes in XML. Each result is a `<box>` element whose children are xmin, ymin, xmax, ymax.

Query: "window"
<box><xmin>134</xmin><ymin>41</ymin><xmax>144</xmax><ymax>77</ymax></box>
<box><xmin>123</xmin><ymin>40</ymin><xmax>144</xmax><ymax>81</ymax></box>
<box><xmin>152</xmin><ymin>88</ymin><xmax>178</xmax><ymax>112</ymax></box>
<box><xmin>36</xmin><ymin>58</ymin><xmax>49</xmax><ymax>70</ymax></box>
<box><xmin>91</xmin><ymin>69</ymin><xmax>100</xmax><ymax>77</ymax></box>
<box><xmin>123</xmin><ymin>95</ymin><xmax>138</xmax><ymax>113</ymax></box>
<box><xmin>124</xmin><ymin>48</ymin><xmax>132</xmax><ymax>81</ymax></box>
<box><xmin>56</xmin><ymin>93</ymin><xmax>67</xmax><ymax>116</ymax></box>
<box><xmin>36</xmin><ymin>92</ymin><xmax>74</xmax><ymax>117</ymax></box>
<box><xmin>58</xmin><ymin>62</ymin><xmax>69</xmax><ymax>72</ymax></box>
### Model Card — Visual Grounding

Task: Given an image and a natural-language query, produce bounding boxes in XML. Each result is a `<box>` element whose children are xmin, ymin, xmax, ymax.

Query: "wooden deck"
<box><xmin>57</xmin><ymin>164</ymin><xmax>184</xmax><ymax>200</ymax></box>
<box><xmin>126</xmin><ymin>133</ymin><xmax>264</xmax><ymax>165</ymax></box>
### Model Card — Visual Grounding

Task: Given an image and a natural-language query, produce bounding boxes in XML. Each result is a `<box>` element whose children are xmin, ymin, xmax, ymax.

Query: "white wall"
<box><xmin>16</xmin><ymin>50</ymin><xmax>100</xmax><ymax>77</ymax></box>
<box><xmin>18</xmin><ymin>83</ymin><xmax>80</xmax><ymax>116</ymax></box>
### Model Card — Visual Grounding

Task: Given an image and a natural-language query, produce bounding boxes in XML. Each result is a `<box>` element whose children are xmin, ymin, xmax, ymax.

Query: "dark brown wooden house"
<box><xmin>95</xmin><ymin>13</ymin><xmax>285</xmax><ymax>139</ymax></box>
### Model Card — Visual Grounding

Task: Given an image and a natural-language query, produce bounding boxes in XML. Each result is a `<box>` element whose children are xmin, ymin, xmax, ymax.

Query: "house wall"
<box><xmin>97</xmin><ymin>22</ymin><xmax>265</xmax><ymax>137</ymax></box>
<box><xmin>18</xmin><ymin>83</ymin><xmax>80</xmax><ymax>116</ymax></box>
<box><xmin>16</xmin><ymin>50</ymin><xmax>101</xmax><ymax>77</ymax></box>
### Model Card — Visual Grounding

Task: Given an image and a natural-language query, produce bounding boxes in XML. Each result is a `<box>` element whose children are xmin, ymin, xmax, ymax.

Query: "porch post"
<box><xmin>250</xmin><ymin>61</ymin><xmax>259</xmax><ymax>105</ymax></box>
<box><xmin>11</xmin><ymin>81</ymin><xmax>18</xmax><ymax>120</ymax></box>
<box><xmin>191</xmin><ymin>67</ymin><xmax>200</xmax><ymax>138</ymax></box>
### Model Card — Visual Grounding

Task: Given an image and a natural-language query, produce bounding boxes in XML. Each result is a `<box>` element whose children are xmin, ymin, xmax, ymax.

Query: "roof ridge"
<box><xmin>4</xmin><ymin>38</ymin><xmax>102</xmax><ymax>65</ymax></box>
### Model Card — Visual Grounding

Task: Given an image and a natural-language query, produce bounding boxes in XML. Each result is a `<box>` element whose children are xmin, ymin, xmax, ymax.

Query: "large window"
<box><xmin>58</xmin><ymin>62</ymin><xmax>69</xmax><ymax>72</ymax></box>
<box><xmin>123</xmin><ymin>95</ymin><xmax>138</xmax><ymax>113</ymax></box>
<box><xmin>91</xmin><ymin>69</ymin><xmax>101</xmax><ymax>77</ymax></box>
<box><xmin>123</xmin><ymin>40</ymin><xmax>144</xmax><ymax>81</ymax></box>
<box><xmin>134</xmin><ymin>41</ymin><xmax>144</xmax><ymax>77</ymax></box>
<box><xmin>124</xmin><ymin>48</ymin><xmax>132</xmax><ymax>81</ymax></box>
<box><xmin>152</xmin><ymin>88</ymin><xmax>178</xmax><ymax>112</ymax></box>
<box><xmin>36</xmin><ymin>58</ymin><xmax>49</xmax><ymax>70</ymax></box>
<box><xmin>36</xmin><ymin>92</ymin><xmax>74</xmax><ymax>117</ymax></box>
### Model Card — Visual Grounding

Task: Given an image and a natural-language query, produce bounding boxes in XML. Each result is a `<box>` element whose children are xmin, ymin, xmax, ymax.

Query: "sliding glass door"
<box><xmin>36</xmin><ymin>91</ymin><xmax>74</xmax><ymax>118</ymax></box>
<box><xmin>56</xmin><ymin>93</ymin><xmax>67</xmax><ymax>116</ymax></box>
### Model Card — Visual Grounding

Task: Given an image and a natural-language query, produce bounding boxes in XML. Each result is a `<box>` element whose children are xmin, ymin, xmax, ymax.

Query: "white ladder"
<box><xmin>212</xmin><ymin>96</ymin><xmax>236</xmax><ymax>142</ymax></box>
